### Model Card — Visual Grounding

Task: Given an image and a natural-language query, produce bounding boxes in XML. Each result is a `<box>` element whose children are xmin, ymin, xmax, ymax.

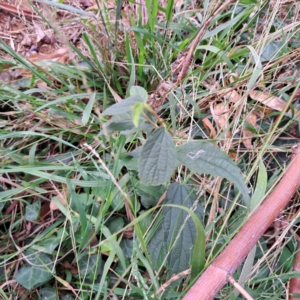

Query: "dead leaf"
<box><xmin>211</xmin><ymin>102</ymin><xmax>232</xmax><ymax>145</ymax></box>
<box><xmin>39</xmin><ymin>201</ymin><xmax>50</xmax><ymax>220</ymax></box>
<box><xmin>87</xmin><ymin>0</ymin><xmax>115</xmax><ymax>10</ymax></box>
<box><xmin>80</xmin><ymin>0</ymin><xmax>94</xmax><ymax>8</ymax></box>
<box><xmin>28</xmin><ymin>48</ymin><xmax>69</xmax><ymax>64</ymax></box>
<box><xmin>61</xmin><ymin>261</ymin><xmax>78</xmax><ymax>275</ymax></box>
<box><xmin>107</xmin><ymin>85</ymin><xmax>123</xmax><ymax>103</ymax></box>
<box><xmin>148</xmin><ymin>80</ymin><xmax>172</xmax><ymax>111</ymax></box>
<box><xmin>136</xmin><ymin>0</ymin><xmax>148</xmax><ymax>25</ymax></box>
<box><xmin>221</xmin><ymin>88</ymin><xmax>240</xmax><ymax>103</ymax></box>
<box><xmin>249</xmin><ymin>90</ymin><xmax>295</xmax><ymax>113</ymax></box>
<box><xmin>41</xmin><ymin>34</ymin><xmax>56</xmax><ymax>45</ymax></box>
<box><xmin>0</xmin><ymin>2</ymin><xmax>40</xmax><ymax>18</ymax></box>
<box><xmin>50</xmin><ymin>183</ymin><xmax>68</xmax><ymax>211</ymax></box>
<box><xmin>37</xmin><ymin>81</ymin><xmax>53</xmax><ymax>90</ymax></box>
<box><xmin>21</xmin><ymin>34</ymin><xmax>32</xmax><ymax>46</ymax></box>
<box><xmin>35</xmin><ymin>25</ymin><xmax>45</xmax><ymax>43</ymax></box>
<box><xmin>211</xmin><ymin>103</ymin><xmax>230</xmax><ymax>133</ymax></box>
<box><xmin>202</xmin><ymin>117</ymin><xmax>217</xmax><ymax>139</ymax></box>
<box><xmin>0</xmin><ymin>71</ymin><xmax>12</xmax><ymax>83</ymax></box>
<box><xmin>242</xmin><ymin>113</ymin><xmax>257</xmax><ymax>149</ymax></box>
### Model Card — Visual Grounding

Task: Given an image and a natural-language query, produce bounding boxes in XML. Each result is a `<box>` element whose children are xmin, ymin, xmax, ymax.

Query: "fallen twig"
<box><xmin>289</xmin><ymin>241</ymin><xmax>300</xmax><ymax>300</ymax></box>
<box><xmin>183</xmin><ymin>144</ymin><xmax>300</xmax><ymax>300</ymax></box>
<box><xmin>177</xmin><ymin>0</ymin><xmax>236</xmax><ymax>83</ymax></box>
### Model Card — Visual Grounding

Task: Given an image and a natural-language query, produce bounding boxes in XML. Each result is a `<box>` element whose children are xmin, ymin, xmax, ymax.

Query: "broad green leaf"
<box><xmin>177</xmin><ymin>142</ymin><xmax>249</xmax><ymax>203</ymax></box>
<box><xmin>132</xmin><ymin>102</ymin><xmax>145</xmax><ymax>127</ymax></box>
<box><xmin>79</xmin><ymin>254</ymin><xmax>102</xmax><ymax>278</ymax></box>
<box><xmin>99</xmin><ymin>111</ymin><xmax>153</xmax><ymax>135</ymax></box>
<box><xmin>250</xmin><ymin>160</ymin><xmax>267</xmax><ymax>211</ymax></box>
<box><xmin>139</xmin><ymin>127</ymin><xmax>177</xmax><ymax>185</ymax></box>
<box><xmin>261</xmin><ymin>41</ymin><xmax>283</xmax><ymax>62</ymax></box>
<box><xmin>102</xmin><ymin>226</ymin><xmax>126</xmax><ymax>269</ymax></box>
<box><xmin>25</xmin><ymin>249</ymin><xmax>53</xmax><ymax>267</ymax></box>
<box><xmin>137</xmin><ymin>183</ymin><xmax>166</xmax><ymax>208</ymax></box>
<box><xmin>107</xmin><ymin>216</ymin><xmax>124</xmax><ymax>234</ymax></box>
<box><xmin>60</xmin><ymin>295</ymin><xmax>75</xmax><ymax>300</ymax></box>
<box><xmin>120</xmin><ymin>239</ymin><xmax>133</xmax><ymax>258</ymax></box>
<box><xmin>138</xmin><ymin>210</ymin><xmax>154</xmax><ymax>235</ymax></box>
<box><xmin>15</xmin><ymin>266</ymin><xmax>52</xmax><ymax>290</ymax></box>
<box><xmin>38</xmin><ymin>236</ymin><xmax>61</xmax><ymax>254</ymax></box>
<box><xmin>130</xmin><ymin>86</ymin><xmax>148</xmax><ymax>102</ymax></box>
<box><xmin>102</xmin><ymin>95</ymin><xmax>144</xmax><ymax>116</ymax></box>
<box><xmin>100</xmin><ymin>111</ymin><xmax>137</xmax><ymax>134</ymax></box>
<box><xmin>148</xmin><ymin>183</ymin><xmax>205</xmax><ymax>279</ymax></box>
<box><xmin>25</xmin><ymin>200</ymin><xmax>41</xmax><ymax>221</ymax></box>
<box><xmin>15</xmin><ymin>250</ymin><xmax>54</xmax><ymax>290</ymax></box>
<box><xmin>39</xmin><ymin>287</ymin><xmax>57</xmax><ymax>300</ymax></box>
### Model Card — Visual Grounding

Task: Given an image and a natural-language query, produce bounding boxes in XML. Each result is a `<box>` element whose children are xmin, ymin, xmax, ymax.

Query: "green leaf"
<box><xmin>81</xmin><ymin>92</ymin><xmax>96</xmax><ymax>126</ymax></box>
<box><xmin>148</xmin><ymin>183</ymin><xmax>205</xmax><ymax>279</ymax></box>
<box><xmin>25</xmin><ymin>249</ymin><xmax>53</xmax><ymax>267</ymax></box>
<box><xmin>132</xmin><ymin>102</ymin><xmax>145</xmax><ymax>127</ymax></box>
<box><xmin>250</xmin><ymin>160</ymin><xmax>267</xmax><ymax>211</ymax></box>
<box><xmin>25</xmin><ymin>200</ymin><xmax>41</xmax><ymax>221</ymax></box>
<box><xmin>130</xmin><ymin>86</ymin><xmax>148</xmax><ymax>102</ymax></box>
<box><xmin>39</xmin><ymin>287</ymin><xmax>57</xmax><ymax>300</ymax></box>
<box><xmin>102</xmin><ymin>95</ymin><xmax>144</xmax><ymax>116</ymax></box>
<box><xmin>139</xmin><ymin>127</ymin><xmax>177</xmax><ymax>185</ymax></box>
<box><xmin>100</xmin><ymin>111</ymin><xmax>136</xmax><ymax>134</ymax></box>
<box><xmin>79</xmin><ymin>254</ymin><xmax>102</xmax><ymax>278</ymax></box>
<box><xmin>60</xmin><ymin>295</ymin><xmax>75</xmax><ymax>300</ymax></box>
<box><xmin>100</xmin><ymin>111</ymin><xmax>153</xmax><ymax>135</ymax></box>
<box><xmin>107</xmin><ymin>216</ymin><xmax>125</xmax><ymax>234</ymax></box>
<box><xmin>177</xmin><ymin>142</ymin><xmax>249</xmax><ymax>203</ymax></box>
<box><xmin>15</xmin><ymin>250</ymin><xmax>54</xmax><ymax>290</ymax></box>
<box><xmin>16</xmin><ymin>266</ymin><xmax>52</xmax><ymax>290</ymax></box>
<box><xmin>261</xmin><ymin>41</ymin><xmax>283</xmax><ymax>62</ymax></box>
<box><xmin>120</xmin><ymin>239</ymin><xmax>133</xmax><ymax>258</ymax></box>
<box><xmin>137</xmin><ymin>183</ymin><xmax>166</xmax><ymax>208</ymax></box>
<box><xmin>39</xmin><ymin>236</ymin><xmax>60</xmax><ymax>254</ymax></box>
<box><xmin>166</xmin><ymin>0</ymin><xmax>174</xmax><ymax>22</ymax></box>
<box><xmin>125</xmin><ymin>36</ymin><xmax>136</xmax><ymax>96</ymax></box>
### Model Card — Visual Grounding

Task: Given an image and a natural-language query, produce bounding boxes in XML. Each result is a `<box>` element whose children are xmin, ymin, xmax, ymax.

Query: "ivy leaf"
<box><xmin>79</xmin><ymin>254</ymin><xmax>102</xmax><ymax>278</ymax></box>
<box><xmin>15</xmin><ymin>250</ymin><xmax>54</xmax><ymax>290</ymax></box>
<box><xmin>39</xmin><ymin>236</ymin><xmax>61</xmax><ymax>254</ymax></box>
<box><xmin>16</xmin><ymin>266</ymin><xmax>53</xmax><ymax>290</ymax></box>
<box><xmin>139</xmin><ymin>127</ymin><xmax>177</xmax><ymax>185</ymax></box>
<box><xmin>39</xmin><ymin>287</ymin><xmax>57</xmax><ymax>300</ymax></box>
<box><xmin>261</xmin><ymin>41</ymin><xmax>283</xmax><ymax>62</ymax></box>
<box><xmin>61</xmin><ymin>295</ymin><xmax>75</xmax><ymax>300</ymax></box>
<box><xmin>148</xmin><ymin>183</ymin><xmax>205</xmax><ymax>279</ymax></box>
<box><xmin>177</xmin><ymin>142</ymin><xmax>249</xmax><ymax>203</ymax></box>
<box><xmin>25</xmin><ymin>200</ymin><xmax>40</xmax><ymax>221</ymax></box>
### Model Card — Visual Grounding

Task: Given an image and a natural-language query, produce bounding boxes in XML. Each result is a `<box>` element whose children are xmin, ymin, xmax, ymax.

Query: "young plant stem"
<box><xmin>183</xmin><ymin>144</ymin><xmax>300</xmax><ymax>300</ymax></box>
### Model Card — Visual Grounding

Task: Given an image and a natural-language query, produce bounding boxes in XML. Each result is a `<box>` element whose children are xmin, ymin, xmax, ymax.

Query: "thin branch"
<box><xmin>183</xmin><ymin>144</ymin><xmax>300</xmax><ymax>300</ymax></box>
<box><xmin>177</xmin><ymin>0</ymin><xmax>236</xmax><ymax>83</ymax></box>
